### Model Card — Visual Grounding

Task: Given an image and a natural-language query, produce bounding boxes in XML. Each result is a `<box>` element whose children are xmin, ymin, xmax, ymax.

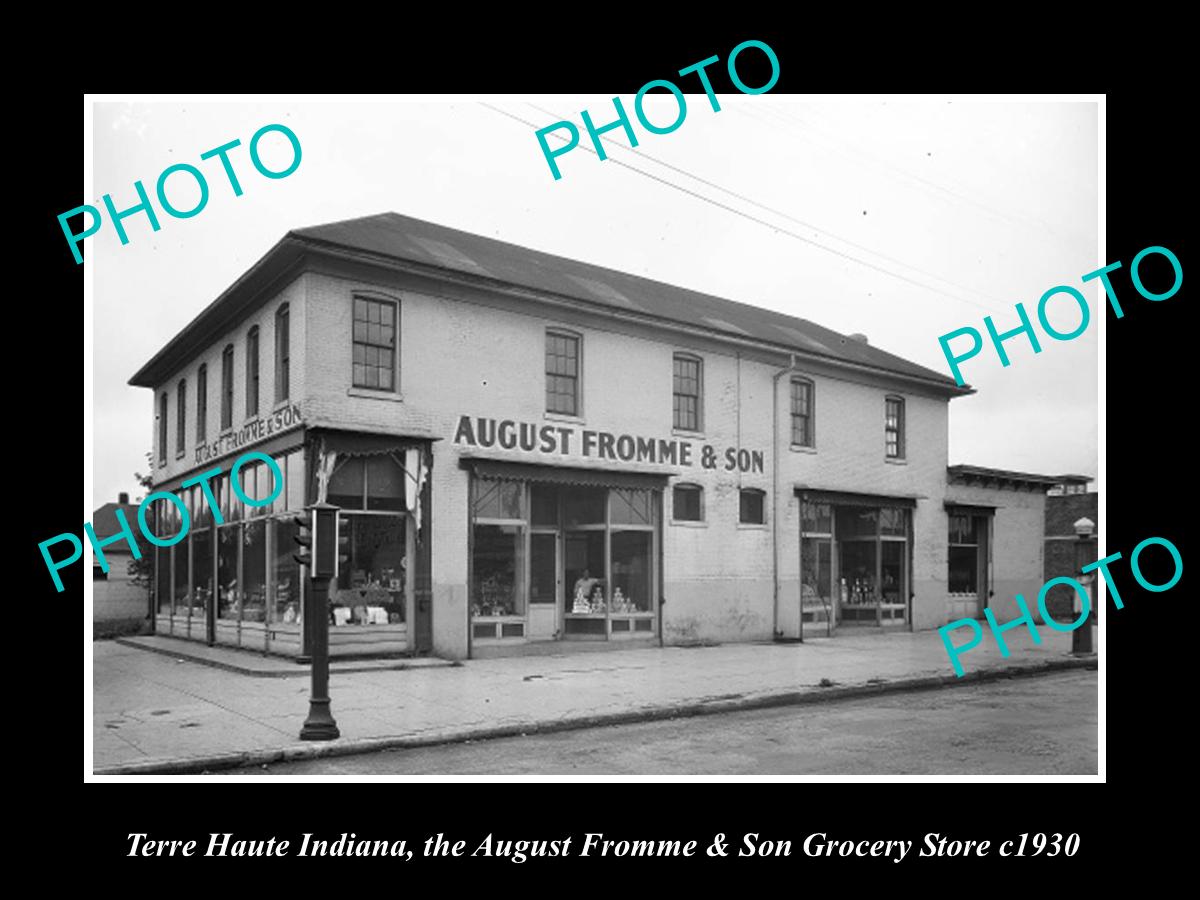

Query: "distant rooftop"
<box><xmin>948</xmin><ymin>465</ymin><xmax>1093</xmax><ymax>491</ymax></box>
<box><xmin>131</xmin><ymin>212</ymin><xmax>974</xmax><ymax>395</ymax></box>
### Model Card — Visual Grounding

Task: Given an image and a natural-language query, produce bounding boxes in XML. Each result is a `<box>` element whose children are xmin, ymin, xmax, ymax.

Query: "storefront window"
<box><xmin>366</xmin><ymin>455</ymin><xmax>405</xmax><ymax>511</ymax></box>
<box><xmin>173</xmin><ymin>535</ymin><xmax>189</xmax><ymax>612</ymax></box>
<box><xmin>217</xmin><ymin>525</ymin><xmax>239</xmax><ymax>620</ymax></box>
<box><xmin>948</xmin><ymin>513</ymin><xmax>980</xmax><ymax>594</ymax></box>
<box><xmin>531</xmin><ymin>484</ymin><xmax>559</xmax><ymax>526</ymax></box>
<box><xmin>472</xmin><ymin>523</ymin><xmax>524</xmax><ymax>617</ymax></box>
<box><xmin>801</xmin><ymin>536</ymin><xmax>833</xmax><ymax>614</ymax></box>
<box><xmin>801</xmin><ymin>500</ymin><xmax>832</xmax><ymax>535</ymax></box>
<box><xmin>273</xmin><ymin>518</ymin><xmax>301</xmax><ymax>624</ymax></box>
<box><xmin>328</xmin><ymin>457</ymin><xmax>365</xmax><ymax>510</ymax></box>
<box><xmin>285</xmin><ymin>450</ymin><xmax>306</xmax><ymax>512</ymax></box>
<box><xmin>611</xmin><ymin>531</ymin><xmax>651</xmax><ymax>612</ymax></box>
<box><xmin>880</xmin><ymin>541</ymin><xmax>906</xmax><ymax>620</ymax></box>
<box><xmin>564</xmin><ymin>486</ymin><xmax>605</xmax><ymax>527</ymax></box>
<box><xmin>334</xmin><ymin>515</ymin><xmax>406</xmax><ymax>624</ymax></box>
<box><xmin>476</xmin><ymin>480</ymin><xmax>523</xmax><ymax>520</ymax></box>
<box><xmin>837</xmin><ymin>507</ymin><xmax>877</xmax><ymax>538</ymax></box>
<box><xmin>470</xmin><ymin>478</ymin><xmax>660</xmax><ymax>641</ymax></box>
<box><xmin>154</xmin><ymin>498</ymin><xmax>173</xmax><ymax>613</ymax></box>
<box><xmin>611</xmin><ymin>489</ymin><xmax>652</xmax><ymax>526</ymax></box>
<box><xmin>242</xmin><ymin>520</ymin><xmax>267</xmax><ymax>622</ymax></box>
<box><xmin>880</xmin><ymin>506</ymin><xmax>907</xmax><ymax>536</ymax></box>
<box><xmin>156</xmin><ymin>544</ymin><xmax>171</xmax><ymax>614</ymax></box>
<box><xmin>192</xmin><ymin>526</ymin><xmax>213</xmax><ymax>620</ymax></box>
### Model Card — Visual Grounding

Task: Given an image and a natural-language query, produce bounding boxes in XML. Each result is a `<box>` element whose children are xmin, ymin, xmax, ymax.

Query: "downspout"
<box><xmin>772</xmin><ymin>353</ymin><xmax>799</xmax><ymax>641</ymax></box>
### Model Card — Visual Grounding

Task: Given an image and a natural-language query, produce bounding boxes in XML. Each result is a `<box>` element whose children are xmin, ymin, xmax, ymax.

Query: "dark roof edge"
<box><xmin>947</xmin><ymin>464</ymin><xmax>1092</xmax><ymax>487</ymax></box>
<box><xmin>291</xmin><ymin>235</ymin><xmax>975</xmax><ymax>399</ymax></box>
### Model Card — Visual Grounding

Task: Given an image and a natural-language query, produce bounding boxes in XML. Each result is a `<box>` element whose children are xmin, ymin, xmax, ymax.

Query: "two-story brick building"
<box><xmin>129</xmin><ymin>212</ymin><xmax>1076</xmax><ymax>661</ymax></box>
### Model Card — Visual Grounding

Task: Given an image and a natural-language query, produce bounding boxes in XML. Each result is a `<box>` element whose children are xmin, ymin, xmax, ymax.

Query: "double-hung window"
<box><xmin>221</xmin><ymin>345</ymin><xmax>234</xmax><ymax>430</ymax></box>
<box><xmin>791</xmin><ymin>378</ymin><xmax>814</xmax><ymax>447</ymax></box>
<box><xmin>673</xmin><ymin>354</ymin><xmax>702</xmax><ymax>431</ymax></box>
<box><xmin>246</xmin><ymin>327</ymin><xmax>260</xmax><ymax>417</ymax></box>
<box><xmin>546</xmin><ymin>330</ymin><xmax>580</xmax><ymax>415</ymax></box>
<box><xmin>275</xmin><ymin>304</ymin><xmax>290</xmax><ymax>403</ymax></box>
<box><xmin>353</xmin><ymin>297</ymin><xmax>398</xmax><ymax>391</ymax></box>
<box><xmin>175</xmin><ymin>380</ymin><xmax>187</xmax><ymax>457</ymax></box>
<box><xmin>196</xmin><ymin>364</ymin><xmax>207</xmax><ymax>442</ymax></box>
<box><xmin>885</xmin><ymin>396</ymin><xmax>905</xmax><ymax>459</ymax></box>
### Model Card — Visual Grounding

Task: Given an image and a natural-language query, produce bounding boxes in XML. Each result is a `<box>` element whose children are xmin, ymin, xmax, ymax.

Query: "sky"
<box><xmin>91</xmin><ymin>96</ymin><xmax>1098</xmax><ymax>509</ymax></box>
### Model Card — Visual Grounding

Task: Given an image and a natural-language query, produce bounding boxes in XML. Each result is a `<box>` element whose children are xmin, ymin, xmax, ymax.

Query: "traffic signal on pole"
<box><xmin>337</xmin><ymin>515</ymin><xmax>350</xmax><ymax>569</ymax></box>
<box><xmin>313</xmin><ymin>504</ymin><xmax>338</xmax><ymax>579</ymax></box>
<box><xmin>292</xmin><ymin>512</ymin><xmax>314</xmax><ymax>568</ymax></box>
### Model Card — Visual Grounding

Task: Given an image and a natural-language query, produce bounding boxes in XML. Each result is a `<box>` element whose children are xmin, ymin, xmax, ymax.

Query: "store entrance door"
<box><xmin>528</xmin><ymin>531</ymin><xmax>560</xmax><ymax>640</ymax></box>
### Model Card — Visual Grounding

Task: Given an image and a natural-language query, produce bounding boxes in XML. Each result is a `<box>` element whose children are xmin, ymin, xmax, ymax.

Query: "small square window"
<box><xmin>672</xmin><ymin>484</ymin><xmax>703</xmax><ymax>522</ymax></box>
<box><xmin>739</xmin><ymin>489</ymin><xmax>765</xmax><ymax>525</ymax></box>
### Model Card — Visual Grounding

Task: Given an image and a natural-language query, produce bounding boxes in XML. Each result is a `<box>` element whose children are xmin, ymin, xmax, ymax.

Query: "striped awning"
<box><xmin>794</xmin><ymin>486</ymin><xmax>920</xmax><ymax>508</ymax></box>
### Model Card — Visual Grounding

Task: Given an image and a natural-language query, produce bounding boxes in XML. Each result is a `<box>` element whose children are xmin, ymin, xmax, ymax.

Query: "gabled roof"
<box><xmin>131</xmin><ymin>212</ymin><xmax>972</xmax><ymax>395</ymax></box>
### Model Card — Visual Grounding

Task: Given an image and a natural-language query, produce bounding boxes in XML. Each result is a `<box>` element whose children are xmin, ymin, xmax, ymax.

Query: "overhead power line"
<box><xmin>526</xmin><ymin>102</ymin><xmax>1011</xmax><ymax>309</ymax></box>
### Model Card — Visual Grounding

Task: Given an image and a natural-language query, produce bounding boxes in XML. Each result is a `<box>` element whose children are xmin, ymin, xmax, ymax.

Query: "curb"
<box><xmin>94</xmin><ymin>654</ymin><xmax>1096</xmax><ymax>775</ymax></box>
<box><xmin>114</xmin><ymin>637</ymin><xmax>456</xmax><ymax>678</ymax></box>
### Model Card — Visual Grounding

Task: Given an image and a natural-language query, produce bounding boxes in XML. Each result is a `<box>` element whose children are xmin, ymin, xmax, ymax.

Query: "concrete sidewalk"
<box><xmin>92</xmin><ymin>630</ymin><xmax>1095</xmax><ymax>774</ymax></box>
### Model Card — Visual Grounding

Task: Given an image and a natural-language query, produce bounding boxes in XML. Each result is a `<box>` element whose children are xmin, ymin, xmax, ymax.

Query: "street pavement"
<box><xmin>92</xmin><ymin>628</ymin><xmax>1093</xmax><ymax>774</ymax></box>
<box><xmin>233</xmin><ymin>669</ymin><xmax>1098</xmax><ymax>775</ymax></box>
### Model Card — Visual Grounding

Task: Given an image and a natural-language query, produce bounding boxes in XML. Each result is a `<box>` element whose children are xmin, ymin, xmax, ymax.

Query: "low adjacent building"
<box><xmin>92</xmin><ymin>492</ymin><xmax>150</xmax><ymax>624</ymax></box>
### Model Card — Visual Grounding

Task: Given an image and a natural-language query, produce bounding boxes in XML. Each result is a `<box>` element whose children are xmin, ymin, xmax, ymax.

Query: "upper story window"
<box><xmin>175</xmin><ymin>380</ymin><xmax>187</xmax><ymax>457</ymax></box>
<box><xmin>275</xmin><ymin>304</ymin><xmax>290</xmax><ymax>403</ymax></box>
<box><xmin>739</xmin><ymin>488</ymin><xmax>766</xmax><ymax>525</ymax></box>
<box><xmin>791</xmin><ymin>377</ymin><xmax>814</xmax><ymax>447</ymax></box>
<box><xmin>545</xmin><ymin>330</ymin><xmax>580</xmax><ymax>416</ymax></box>
<box><xmin>352</xmin><ymin>296</ymin><xmax>398</xmax><ymax>391</ymax></box>
<box><xmin>196</xmin><ymin>364</ymin><xmax>207</xmax><ymax>443</ymax></box>
<box><xmin>885</xmin><ymin>395</ymin><xmax>905</xmax><ymax>459</ymax></box>
<box><xmin>672</xmin><ymin>483</ymin><xmax>704</xmax><ymax>523</ymax></box>
<box><xmin>157</xmin><ymin>392</ymin><xmax>168</xmax><ymax>464</ymax></box>
<box><xmin>246</xmin><ymin>326</ymin><xmax>260</xmax><ymax>417</ymax></box>
<box><xmin>221</xmin><ymin>344</ymin><xmax>234</xmax><ymax>430</ymax></box>
<box><xmin>672</xmin><ymin>354</ymin><xmax>702</xmax><ymax>432</ymax></box>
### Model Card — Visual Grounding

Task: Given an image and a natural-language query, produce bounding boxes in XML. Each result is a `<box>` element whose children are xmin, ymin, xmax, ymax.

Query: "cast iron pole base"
<box><xmin>300</xmin><ymin>699</ymin><xmax>340</xmax><ymax>740</ymax></box>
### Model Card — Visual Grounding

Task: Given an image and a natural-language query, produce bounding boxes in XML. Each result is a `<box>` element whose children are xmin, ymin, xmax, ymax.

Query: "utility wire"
<box><xmin>760</xmin><ymin>104</ymin><xmax>1089</xmax><ymax>248</ymax></box>
<box><xmin>482</xmin><ymin>102</ymin><xmax>1002</xmax><ymax>314</ymax></box>
<box><xmin>526</xmin><ymin>101</ymin><xmax>1011</xmax><ymax>309</ymax></box>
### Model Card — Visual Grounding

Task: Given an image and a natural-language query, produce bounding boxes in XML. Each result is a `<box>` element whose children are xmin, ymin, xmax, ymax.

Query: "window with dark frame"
<box><xmin>739</xmin><ymin>488</ymin><xmax>766</xmax><ymax>525</ymax></box>
<box><xmin>545</xmin><ymin>331</ymin><xmax>580</xmax><ymax>415</ymax></box>
<box><xmin>246</xmin><ymin>326</ymin><xmax>260</xmax><ymax>417</ymax></box>
<box><xmin>275</xmin><ymin>304</ymin><xmax>290</xmax><ymax>403</ymax></box>
<box><xmin>196</xmin><ymin>364</ymin><xmax>207</xmax><ymax>443</ymax></box>
<box><xmin>352</xmin><ymin>296</ymin><xmax>397</xmax><ymax>391</ymax></box>
<box><xmin>220</xmin><ymin>344</ymin><xmax>234</xmax><ymax>430</ymax></box>
<box><xmin>672</xmin><ymin>484</ymin><xmax>703</xmax><ymax>522</ymax></box>
<box><xmin>885</xmin><ymin>396</ymin><xmax>905</xmax><ymax>459</ymax></box>
<box><xmin>176</xmin><ymin>380</ymin><xmax>187</xmax><ymax>457</ymax></box>
<box><xmin>158</xmin><ymin>392</ymin><xmax>168</xmax><ymax>464</ymax></box>
<box><xmin>673</xmin><ymin>354</ymin><xmax>702</xmax><ymax>431</ymax></box>
<box><xmin>791</xmin><ymin>378</ymin><xmax>814</xmax><ymax>447</ymax></box>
